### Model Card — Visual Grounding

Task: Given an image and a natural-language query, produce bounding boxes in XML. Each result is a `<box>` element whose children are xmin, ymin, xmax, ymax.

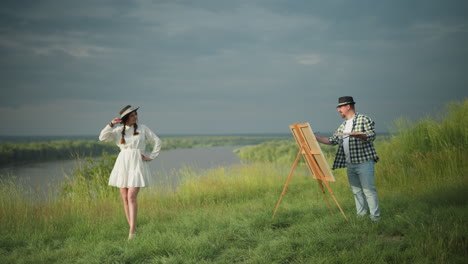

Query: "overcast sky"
<box><xmin>0</xmin><ymin>0</ymin><xmax>467</xmax><ymax>136</ymax></box>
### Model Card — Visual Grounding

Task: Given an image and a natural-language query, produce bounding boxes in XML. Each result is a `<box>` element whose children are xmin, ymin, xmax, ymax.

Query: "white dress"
<box><xmin>99</xmin><ymin>124</ymin><xmax>162</xmax><ymax>188</ymax></box>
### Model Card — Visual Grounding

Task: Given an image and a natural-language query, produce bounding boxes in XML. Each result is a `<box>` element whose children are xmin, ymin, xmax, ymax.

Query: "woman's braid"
<box><xmin>120</xmin><ymin>125</ymin><xmax>126</xmax><ymax>144</ymax></box>
<box><xmin>133</xmin><ymin>124</ymin><xmax>139</xmax><ymax>136</ymax></box>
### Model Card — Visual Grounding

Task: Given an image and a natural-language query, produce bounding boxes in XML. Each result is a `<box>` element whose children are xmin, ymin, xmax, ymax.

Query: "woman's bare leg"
<box><xmin>119</xmin><ymin>188</ymin><xmax>130</xmax><ymax>226</ymax></box>
<box><xmin>128</xmin><ymin>187</ymin><xmax>140</xmax><ymax>235</ymax></box>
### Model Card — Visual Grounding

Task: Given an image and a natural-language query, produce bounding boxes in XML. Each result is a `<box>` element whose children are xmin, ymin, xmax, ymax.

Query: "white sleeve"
<box><xmin>145</xmin><ymin>125</ymin><xmax>162</xmax><ymax>160</ymax></box>
<box><xmin>99</xmin><ymin>125</ymin><xmax>116</xmax><ymax>142</ymax></box>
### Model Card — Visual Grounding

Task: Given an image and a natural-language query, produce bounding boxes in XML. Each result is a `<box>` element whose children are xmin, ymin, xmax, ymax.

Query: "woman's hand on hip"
<box><xmin>141</xmin><ymin>155</ymin><xmax>152</xmax><ymax>161</ymax></box>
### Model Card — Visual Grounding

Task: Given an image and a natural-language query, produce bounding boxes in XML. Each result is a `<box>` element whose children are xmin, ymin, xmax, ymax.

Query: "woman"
<box><xmin>99</xmin><ymin>105</ymin><xmax>162</xmax><ymax>239</ymax></box>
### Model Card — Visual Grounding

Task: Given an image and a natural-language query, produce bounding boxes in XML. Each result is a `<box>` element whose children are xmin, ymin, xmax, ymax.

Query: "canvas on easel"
<box><xmin>272</xmin><ymin>123</ymin><xmax>348</xmax><ymax>222</ymax></box>
<box><xmin>290</xmin><ymin>123</ymin><xmax>335</xmax><ymax>182</ymax></box>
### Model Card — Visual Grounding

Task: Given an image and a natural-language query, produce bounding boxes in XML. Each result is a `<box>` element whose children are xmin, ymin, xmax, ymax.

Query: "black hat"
<box><xmin>337</xmin><ymin>96</ymin><xmax>356</xmax><ymax>108</ymax></box>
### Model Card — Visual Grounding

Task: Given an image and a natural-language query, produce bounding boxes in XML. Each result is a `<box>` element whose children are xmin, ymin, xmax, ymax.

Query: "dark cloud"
<box><xmin>0</xmin><ymin>0</ymin><xmax>467</xmax><ymax>135</ymax></box>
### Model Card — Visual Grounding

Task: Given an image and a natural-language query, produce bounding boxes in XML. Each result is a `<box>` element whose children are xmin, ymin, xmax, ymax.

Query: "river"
<box><xmin>0</xmin><ymin>146</ymin><xmax>243</xmax><ymax>196</ymax></box>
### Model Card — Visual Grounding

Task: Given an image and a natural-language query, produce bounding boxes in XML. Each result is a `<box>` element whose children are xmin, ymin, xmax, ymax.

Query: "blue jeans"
<box><xmin>346</xmin><ymin>160</ymin><xmax>380</xmax><ymax>221</ymax></box>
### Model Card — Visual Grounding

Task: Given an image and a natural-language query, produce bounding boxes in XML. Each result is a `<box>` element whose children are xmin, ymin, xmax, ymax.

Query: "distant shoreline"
<box><xmin>0</xmin><ymin>135</ymin><xmax>292</xmax><ymax>167</ymax></box>
<box><xmin>0</xmin><ymin>132</ymin><xmax>392</xmax><ymax>143</ymax></box>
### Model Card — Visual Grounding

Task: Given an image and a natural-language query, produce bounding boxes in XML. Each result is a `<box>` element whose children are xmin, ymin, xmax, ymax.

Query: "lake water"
<box><xmin>0</xmin><ymin>146</ymin><xmax>243</xmax><ymax>195</ymax></box>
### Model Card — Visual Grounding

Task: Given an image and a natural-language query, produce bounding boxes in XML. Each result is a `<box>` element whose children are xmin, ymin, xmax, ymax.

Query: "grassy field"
<box><xmin>0</xmin><ymin>100</ymin><xmax>466</xmax><ymax>263</ymax></box>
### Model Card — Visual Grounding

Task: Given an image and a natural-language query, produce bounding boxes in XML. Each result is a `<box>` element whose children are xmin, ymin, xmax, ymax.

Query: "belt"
<box><xmin>120</xmin><ymin>146</ymin><xmax>140</xmax><ymax>150</ymax></box>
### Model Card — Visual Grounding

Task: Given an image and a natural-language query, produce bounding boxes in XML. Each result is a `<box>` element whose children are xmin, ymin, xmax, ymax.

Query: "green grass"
<box><xmin>1</xmin><ymin>163</ymin><xmax>466</xmax><ymax>263</ymax></box>
<box><xmin>0</xmin><ymin>100</ymin><xmax>467</xmax><ymax>263</ymax></box>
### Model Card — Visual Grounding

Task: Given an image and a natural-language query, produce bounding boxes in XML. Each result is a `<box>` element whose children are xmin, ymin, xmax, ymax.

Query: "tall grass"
<box><xmin>61</xmin><ymin>152</ymin><xmax>117</xmax><ymax>201</ymax></box>
<box><xmin>0</xmin><ymin>100</ymin><xmax>466</xmax><ymax>263</ymax></box>
<box><xmin>234</xmin><ymin>139</ymin><xmax>338</xmax><ymax>165</ymax></box>
<box><xmin>377</xmin><ymin>100</ymin><xmax>468</xmax><ymax>195</ymax></box>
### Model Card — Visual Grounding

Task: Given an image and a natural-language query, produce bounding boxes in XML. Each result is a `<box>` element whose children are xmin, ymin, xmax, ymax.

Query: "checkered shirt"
<box><xmin>328</xmin><ymin>113</ymin><xmax>379</xmax><ymax>170</ymax></box>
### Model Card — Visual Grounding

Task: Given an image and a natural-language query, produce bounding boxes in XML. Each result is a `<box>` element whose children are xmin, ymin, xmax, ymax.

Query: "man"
<box><xmin>315</xmin><ymin>96</ymin><xmax>381</xmax><ymax>222</ymax></box>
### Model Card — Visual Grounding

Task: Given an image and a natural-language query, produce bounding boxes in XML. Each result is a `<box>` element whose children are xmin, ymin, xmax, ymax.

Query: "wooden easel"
<box><xmin>272</xmin><ymin>123</ymin><xmax>348</xmax><ymax>222</ymax></box>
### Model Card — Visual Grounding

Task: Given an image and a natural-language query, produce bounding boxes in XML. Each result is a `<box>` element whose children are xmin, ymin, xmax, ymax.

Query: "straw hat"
<box><xmin>119</xmin><ymin>105</ymin><xmax>139</xmax><ymax>118</ymax></box>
